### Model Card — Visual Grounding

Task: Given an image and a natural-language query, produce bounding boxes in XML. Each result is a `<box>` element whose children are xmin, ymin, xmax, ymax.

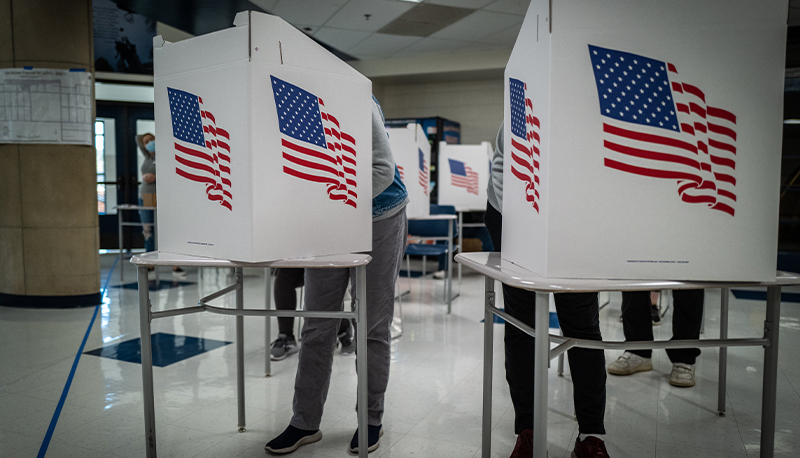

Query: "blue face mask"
<box><xmin>145</xmin><ymin>141</ymin><xmax>155</xmax><ymax>153</ymax></box>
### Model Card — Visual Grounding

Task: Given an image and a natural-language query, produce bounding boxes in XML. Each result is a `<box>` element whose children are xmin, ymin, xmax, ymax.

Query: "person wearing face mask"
<box><xmin>136</xmin><ymin>133</ymin><xmax>185</xmax><ymax>277</ymax></box>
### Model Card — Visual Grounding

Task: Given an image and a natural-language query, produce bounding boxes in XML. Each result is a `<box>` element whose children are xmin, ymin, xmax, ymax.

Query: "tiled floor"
<box><xmin>1</xmin><ymin>254</ymin><xmax>799</xmax><ymax>457</ymax></box>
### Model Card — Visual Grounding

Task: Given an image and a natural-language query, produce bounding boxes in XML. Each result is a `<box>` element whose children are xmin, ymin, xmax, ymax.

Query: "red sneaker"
<box><xmin>509</xmin><ymin>429</ymin><xmax>533</xmax><ymax>458</ymax></box>
<box><xmin>571</xmin><ymin>436</ymin><xmax>610</xmax><ymax>458</ymax></box>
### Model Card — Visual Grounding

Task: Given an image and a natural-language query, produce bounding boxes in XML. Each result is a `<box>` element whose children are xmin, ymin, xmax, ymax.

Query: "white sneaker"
<box><xmin>607</xmin><ymin>351</ymin><xmax>653</xmax><ymax>375</ymax></box>
<box><xmin>669</xmin><ymin>363</ymin><xmax>696</xmax><ymax>387</ymax></box>
<box><xmin>432</xmin><ymin>270</ymin><xmax>445</xmax><ymax>279</ymax></box>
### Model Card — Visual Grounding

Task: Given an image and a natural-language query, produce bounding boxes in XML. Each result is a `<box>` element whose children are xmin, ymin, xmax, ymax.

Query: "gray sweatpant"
<box><xmin>290</xmin><ymin>209</ymin><xmax>408</xmax><ymax>430</ymax></box>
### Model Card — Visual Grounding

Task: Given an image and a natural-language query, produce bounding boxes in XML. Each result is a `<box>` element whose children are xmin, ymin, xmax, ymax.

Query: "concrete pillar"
<box><xmin>0</xmin><ymin>0</ymin><xmax>101</xmax><ymax>306</ymax></box>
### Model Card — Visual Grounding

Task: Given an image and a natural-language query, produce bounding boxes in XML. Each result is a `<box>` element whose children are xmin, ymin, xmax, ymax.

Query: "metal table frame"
<box><xmin>132</xmin><ymin>251</ymin><xmax>372</xmax><ymax>458</ymax></box>
<box><xmin>116</xmin><ymin>204</ymin><xmax>158</xmax><ymax>283</ymax></box>
<box><xmin>455</xmin><ymin>252</ymin><xmax>799</xmax><ymax>458</ymax></box>
<box><xmin>403</xmin><ymin>214</ymin><xmax>458</xmax><ymax>313</ymax></box>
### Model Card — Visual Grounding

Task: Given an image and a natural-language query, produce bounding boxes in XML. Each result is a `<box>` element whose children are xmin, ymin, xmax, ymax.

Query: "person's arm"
<box><xmin>142</xmin><ymin>173</ymin><xmax>156</xmax><ymax>184</ymax></box>
<box><xmin>371</xmin><ymin>99</ymin><xmax>395</xmax><ymax>198</ymax></box>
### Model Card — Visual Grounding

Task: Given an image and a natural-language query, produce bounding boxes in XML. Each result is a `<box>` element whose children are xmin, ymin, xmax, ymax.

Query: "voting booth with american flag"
<box><xmin>387</xmin><ymin>123</ymin><xmax>430</xmax><ymax>218</ymax></box>
<box><xmin>438</xmin><ymin>141</ymin><xmax>491</xmax><ymax>212</ymax></box>
<box><xmin>153</xmin><ymin>11</ymin><xmax>372</xmax><ymax>262</ymax></box>
<box><xmin>502</xmin><ymin>0</ymin><xmax>787</xmax><ymax>281</ymax></box>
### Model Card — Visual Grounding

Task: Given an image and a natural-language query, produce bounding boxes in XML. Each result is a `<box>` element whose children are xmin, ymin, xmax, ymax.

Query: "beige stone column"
<box><xmin>0</xmin><ymin>0</ymin><xmax>100</xmax><ymax>306</ymax></box>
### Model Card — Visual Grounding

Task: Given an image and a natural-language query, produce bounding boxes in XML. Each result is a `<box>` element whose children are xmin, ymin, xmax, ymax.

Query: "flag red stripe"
<box><xmin>708</xmin><ymin>139</ymin><xmax>736</xmax><ymax>154</ymax></box>
<box><xmin>511</xmin><ymin>152</ymin><xmax>534</xmax><ymax>173</ymax></box>
<box><xmin>681</xmin><ymin>193</ymin><xmax>715</xmax><ymax>205</ymax></box>
<box><xmin>694</xmin><ymin>123</ymin><xmax>707</xmax><ymax>134</ymax></box>
<box><xmin>176</xmin><ymin>154</ymin><xmax>216</xmax><ymax>176</ymax></box>
<box><xmin>216</xmin><ymin>128</ymin><xmax>230</xmax><ymax>139</ymax></box>
<box><xmin>283</xmin><ymin>166</ymin><xmax>339</xmax><ymax>186</ymax></box>
<box><xmin>218</xmin><ymin>152</ymin><xmax>231</xmax><ymax>163</ymax></box>
<box><xmin>682</xmin><ymin>83</ymin><xmax>705</xmax><ymax>102</ymax></box>
<box><xmin>681</xmin><ymin>123</ymin><xmax>695</xmax><ymax>135</ymax></box>
<box><xmin>689</xmin><ymin>103</ymin><xmax>707</xmax><ymax>118</ymax></box>
<box><xmin>714</xmin><ymin>172</ymin><xmax>736</xmax><ymax>185</ymax></box>
<box><xmin>603</xmin><ymin>140</ymin><xmax>700</xmax><ymax>169</ymax></box>
<box><xmin>672</xmin><ymin>82</ymin><xmax>684</xmax><ymax>93</ymax></box>
<box><xmin>283</xmin><ymin>151</ymin><xmax>339</xmax><ymax>178</ymax></box>
<box><xmin>707</xmin><ymin>123</ymin><xmax>737</xmax><ymax>141</ymax></box>
<box><xmin>604</xmin><ymin>123</ymin><xmax>698</xmax><ymax>154</ymax></box>
<box><xmin>605</xmin><ymin>158</ymin><xmax>702</xmax><ymax>182</ymax></box>
<box><xmin>341</xmin><ymin>145</ymin><xmax>356</xmax><ymax>156</ymax></box>
<box><xmin>176</xmin><ymin>167</ymin><xmax>216</xmax><ymax>185</ymax></box>
<box><xmin>709</xmin><ymin>154</ymin><xmax>735</xmax><ymax>169</ymax></box>
<box><xmin>707</xmin><ymin>107</ymin><xmax>736</xmax><ymax>123</ymax></box>
<box><xmin>510</xmin><ymin>138</ymin><xmax>532</xmax><ymax>157</ymax></box>
<box><xmin>341</xmin><ymin>132</ymin><xmax>356</xmax><ymax>146</ymax></box>
<box><xmin>217</xmin><ymin>140</ymin><xmax>230</xmax><ymax>153</ymax></box>
<box><xmin>511</xmin><ymin>167</ymin><xmax>532</xmax><ymax>185</ymax></box>
<box><xmin>219</xmin><ymin>165</ymin><xmax>230</xmax><ymax>174</ymax></box>
<box><xmin>697</xmin><ymin>141</ymin><xmax>708</xmax><ymax>154</ymax></box>
<box><xmin>221</xmin><ymin>201</ymin><xmax>232</xmax><ymax>210</ymax></box>
<box><xmin>283</xmin><ymin>138</ymin><xmax>337</xmax><ymax>166</ymax></box>
<box><xmin>345</xmin><ymin>200</ymin><xmax>357</xmax><ymax>209</ymax></box>
<box><xmin>668</xmin><ymin>63</ymin><xmax>677</xmax><ymax>73</ymax></box>
<box><xmin>676</xmin><ymin>103</ymin><xmax>690</xmax><ymax>114</ymax></box>
<box><xmin>175</xmin><ymin>142</ymin><xmax>214</xmax><ymax>164</ymax></box>
<box><xmin>202</xmin><ymin>111</ymin><xmax>216</xmax><ymax>123</ymax></box>
<box><xmin>717</xmin><ymin>189</ymin><xmax>736</xmax><ymax>201</ymax></box>
<box><xmin>711</xmin><ymin>203</ymin><xmax>735</xmax><ymax>216</ymax></box>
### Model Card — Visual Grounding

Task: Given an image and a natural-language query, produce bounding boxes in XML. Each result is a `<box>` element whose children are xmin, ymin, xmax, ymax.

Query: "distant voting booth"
<box><xmin>387</xmin><ymin>123</ymin><xmax>430</xmax><ymax>218</ymax></box>
<box><xmin>153</xmin><ymin>11</ymin><xmax>372</xmax><ymax>262</ymax></box>
<box><xmin>502</xmin><ymin>0</ymin><xmax>787</xmax><ymax>281</ymax></box>
<box><xmin>438</xmin><ymin>142</ymin><xmax>491</xmax><ymax>211</ymax></box>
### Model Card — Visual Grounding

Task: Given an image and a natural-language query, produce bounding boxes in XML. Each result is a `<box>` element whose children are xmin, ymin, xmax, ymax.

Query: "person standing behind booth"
<box><xmin>607</xmin><ymin>290</ymin><xmax>704</xmax><ymax>387</ymax></box>
<box><xmin>265</xmin><ymin>95</ymin><xmax>409</xmax><ymax>455</ymax></box>
<box><xmin>270</xmin><ymin>268</ymin><xmax>356</xmax><ymax>361</ymax></box>
<box><xmin>483</xmin><ymin>123</ymin><xmax>610</xmax><ymax>458</ymax></box>
<box><xmin>136</xmin><ymin>133</ymin><xmax>185</xmax><ymax>277</ymax></box>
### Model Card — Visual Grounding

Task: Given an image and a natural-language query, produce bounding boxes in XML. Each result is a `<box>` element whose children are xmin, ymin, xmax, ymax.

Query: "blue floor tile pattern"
<box><xmin>731</xmin><ymin>289</ymin><xmax>800</xmax><ymax>303</ymax></box>
<box><xmin>113</xmin><ymin>280</ymin><xmax>195</xmax><ymax>291</ymax></box>
<box><xmin>84</xmin><ymin>332</ymin><xmax>232</xmax><ymax>367</ymax></box>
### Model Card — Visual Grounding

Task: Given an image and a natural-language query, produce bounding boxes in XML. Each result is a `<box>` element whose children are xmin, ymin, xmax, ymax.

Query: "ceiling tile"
<box><xmin>271</xmin><ymin>0</ymin><xmax>349</xmax><ymax>26</ymax></box>
<box><xmin>395</xmin><ymin>37</ymin><xmax>468</xmax><ymax>56</ymax></box>
<box><xmin>348</xmin><ymin>33</ymin><xmax>422</xmax><ymax>58</ymax></box>
<box><xmin>482</xmin><ymin>0</ymin><xmax>530</xmax><ymax>15</ymax></box>
<box><xmin>428</xmin><ymin>10</ymin><xmax>523</xmax><ymax>41</ymax></box>
<box><xmin>477</xmin><ymin>20</ymin><xmax>522</xmax><ymax>46</ymax></box>
<box><xmin>325</xmin><ymin>0</ymin><xmax>416</xmax><ymax>32</ymax></box>
<box><xmin>313</xmin><ymin>27</ymin><xmax>373</xmax><ymax>52</ymax></box>
<box><xmin>425</xmin><ymin>0</ymin><xmax>495</xmax><ymax>8</ymax></box>
<box><xmin>247</xmin><ymin>0</ymin><xmax>279</xmax><ymax>12</ymax></box>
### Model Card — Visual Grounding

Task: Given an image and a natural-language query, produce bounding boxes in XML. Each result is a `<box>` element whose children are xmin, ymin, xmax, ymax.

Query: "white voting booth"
<box><xmin>153</xmin><ymin>11</ymin><xmax>372</xmax><ymax>262</ymax></box>
<box><xmin>387</xmin><ymin>123</ymin><xmax>430</xmax><ymax>218</ymax></box>
<box><xmin>438</xmin><ymin>142</ymin><xmax>491</xmax><ymax>211</ymax></box>
<box><xmin>502</xmin><ymin>0</ymin><xmax>786</xmax><ymax>281</ymax></box>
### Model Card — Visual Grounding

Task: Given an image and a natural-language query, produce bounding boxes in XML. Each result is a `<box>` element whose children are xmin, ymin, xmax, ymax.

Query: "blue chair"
<box><xmin>403</xmin><ymin>204</ymin><xmax>459</xmax><ymax>313</ymax></box>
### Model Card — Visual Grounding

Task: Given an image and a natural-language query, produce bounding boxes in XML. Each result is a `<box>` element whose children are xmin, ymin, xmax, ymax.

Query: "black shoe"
<box><xmin>348</xmin><ymin>424</ymin><xmax>383</xmax><ymax>454</ymax></box>
<box><xmin>265</xmin><ymin>425</ymin><xmax>321</xmax><ymax>454</ymax></box>
<box><xmin>651</xmin><ymin>304</ymin><xmax>662</xmax><ymax>326</ymax></box>
<box><xmin>338</xmin><ymin>329</ymin><xmax>355</xmax><ymax>355</ymax></box>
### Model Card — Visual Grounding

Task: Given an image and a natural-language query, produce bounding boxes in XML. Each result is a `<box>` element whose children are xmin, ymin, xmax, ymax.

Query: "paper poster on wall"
<box><xmin>93</xmin><ymin>0</ymin><xmax>156</xmax><ymax>74</ymax></box>
<box><xmin>0</xmin><ymin>69</ymin><xmax>93</xmax><ymax>145</ymax></box>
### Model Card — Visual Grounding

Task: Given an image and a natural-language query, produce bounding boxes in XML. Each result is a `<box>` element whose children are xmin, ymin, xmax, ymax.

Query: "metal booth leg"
<box><xmin>119</xmin><ymin>213</ymin><xmax>124</xmax><ymax>283</ymax></box>
<box><xmin>457</xmin><ymin>211</ymin><xmax>463</xmax><ymax>292</ymax></box>
<box><xmin>533</xmin><ymin>292</ymin><xmax>550</xmax><ymax>458</ymax></box>
<box><xmin>557</xmin><ymin>328</ymin><xmax>565</xmax><ymax>377</ymax></box>
<box><xmin>355</xmin><ymin>265</ymin><xmax>369</xmax><ymax>458</ymax></box>
<box><xmin>717</xmin><ymin>287</ymin><xmax>729</xmax><ymax>416</ymax></box>
<box><xmin>236</xmin><ymin>268</ymin><xmax>246</xmax><ymax>432</ymax></box>
<box><xmin>137</xmin><ymin>265</ymin><xmax>157</xmax><ymax>457</ymax></box>
<box><xmin>760</xmin><ymin>286</ymin><xmax>781</xmax><ymax>458</ymax></box>
<box><xmin>447</xmin><ymin>219</ymin><xmax>454</xmax><ymax>313</ymax></box>
<box><xmin>481</xmin><ymin>276</ymin><xmax>495</xmax><ymax>458</ymax></box>
<box><xmin>265</xmin><ymin>268</ymin><xmax>273</xmax><ymax>374</ymax></box>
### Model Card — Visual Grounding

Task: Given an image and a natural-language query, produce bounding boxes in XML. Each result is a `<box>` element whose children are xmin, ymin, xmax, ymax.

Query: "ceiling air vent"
<box><xmin>377</xmin><ymin>4</ymin><xmax>474</xmax><ymax>37</ymax></box>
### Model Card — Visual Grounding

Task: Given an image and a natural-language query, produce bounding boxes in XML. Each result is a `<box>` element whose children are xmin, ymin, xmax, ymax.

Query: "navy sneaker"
<box><xmin>348</xmin><ymin>424</ymin><xmax>383</xmax><ymax>454</ymax></box>
<box><xmin>265</xmin><ymin>425</ymin><xmax>321</xmax><ymax>454</ymax></box>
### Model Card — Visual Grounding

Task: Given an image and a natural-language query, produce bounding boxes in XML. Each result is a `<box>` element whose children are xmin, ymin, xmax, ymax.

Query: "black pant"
<box><xmin>622</xmin><ymin>290</ymin><xmax>704</xmax><ymax>364</ymax></box>
<box><xmin>484</xmin><ymin>204</ymin><xmax>606</xmax><ymax>435</ymax></box>
<box><xmin>274</xmin><ymin>268</ymin><xmax>350</xmax><ymax>337</ymax></box>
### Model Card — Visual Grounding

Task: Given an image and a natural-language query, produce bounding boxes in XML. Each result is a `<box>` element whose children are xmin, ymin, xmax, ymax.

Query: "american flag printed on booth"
<box><xmin>168</xmin><ymin>88</ymin><xmax>233</xmax><ymax>211</ymax></box>
<box><xmin>448</xmin><ymin>158</ymin><xmax>479</xmax><ymax>195</ymax></box>
<box><xmin>589</xmin><ymin>44</ymin><xmax>737</xmax><ymax>216</ymax></box>
<box><xmin>509</xmin><ymin>78</ymin><xmax>541</xmax><ymax>212</ymax></box>
<box><xmin>271</xmin><ymin>76</ymin><xmax>357</xmax><ymax>209</ymax></box>
<box><xmin>397</xmin><ymin>165</ymin><xmax>405</xmax><ymax>182</ymax></box>
<box><xmin>418</xmin><ymin>148</ymin><xmax>429</xmax><ymax>196</ymax></box>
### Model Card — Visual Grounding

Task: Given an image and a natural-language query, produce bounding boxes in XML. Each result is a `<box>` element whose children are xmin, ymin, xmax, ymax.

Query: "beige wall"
<box><xmin>0</xmin><ymin>0</ymin><xmax>100</xmax><ymax>299</ymax></box>
<box><xmin>375</xmin><ymin>77</ymin><xmax>503</xmax><ymax>147</ymax></box>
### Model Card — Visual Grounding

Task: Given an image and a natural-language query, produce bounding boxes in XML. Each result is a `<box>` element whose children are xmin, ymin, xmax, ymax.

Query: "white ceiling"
<box><xmin>248</xmin><ymin>0</ymin><xmax>530</xmax><ymax>60</ymax></box>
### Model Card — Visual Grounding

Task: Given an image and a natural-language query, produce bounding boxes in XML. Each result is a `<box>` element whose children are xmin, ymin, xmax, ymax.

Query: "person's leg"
<box><xmin>485</xmin><ymin>203</ymin><xmax>536</xmax><ymax>434</ymax></box>
<box><xmin>621</xmin><ymin>291</ymin><xmax>654</xmax><ymax>359</ymax></box>
<box><xmin>554</xmin><ymin>293</ymin><xmax>606</xmax><ymax>435</ymax></box>
<box><xmin>354</xmin><ymin>210</ymin><xmax>407</xmax><ymax>427</ymax></box>
<box><xmin>289</xmin><ymin>268</ymin><xmax>350</xmax><ymax>431</ymax></box>
<box><xmin>665</xmin><ymin>289</ymin><xmax>704</xmax><ymax>364</ymax></box>
<box><xmin>138</xmin><ymin>198</ymin><xmax>154</xmax><ymax>253</ymax></box>
<box><xmin>274</xmin><ymin>268</ymin><xmax>305</xmax><ymax>336</ymax></box>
